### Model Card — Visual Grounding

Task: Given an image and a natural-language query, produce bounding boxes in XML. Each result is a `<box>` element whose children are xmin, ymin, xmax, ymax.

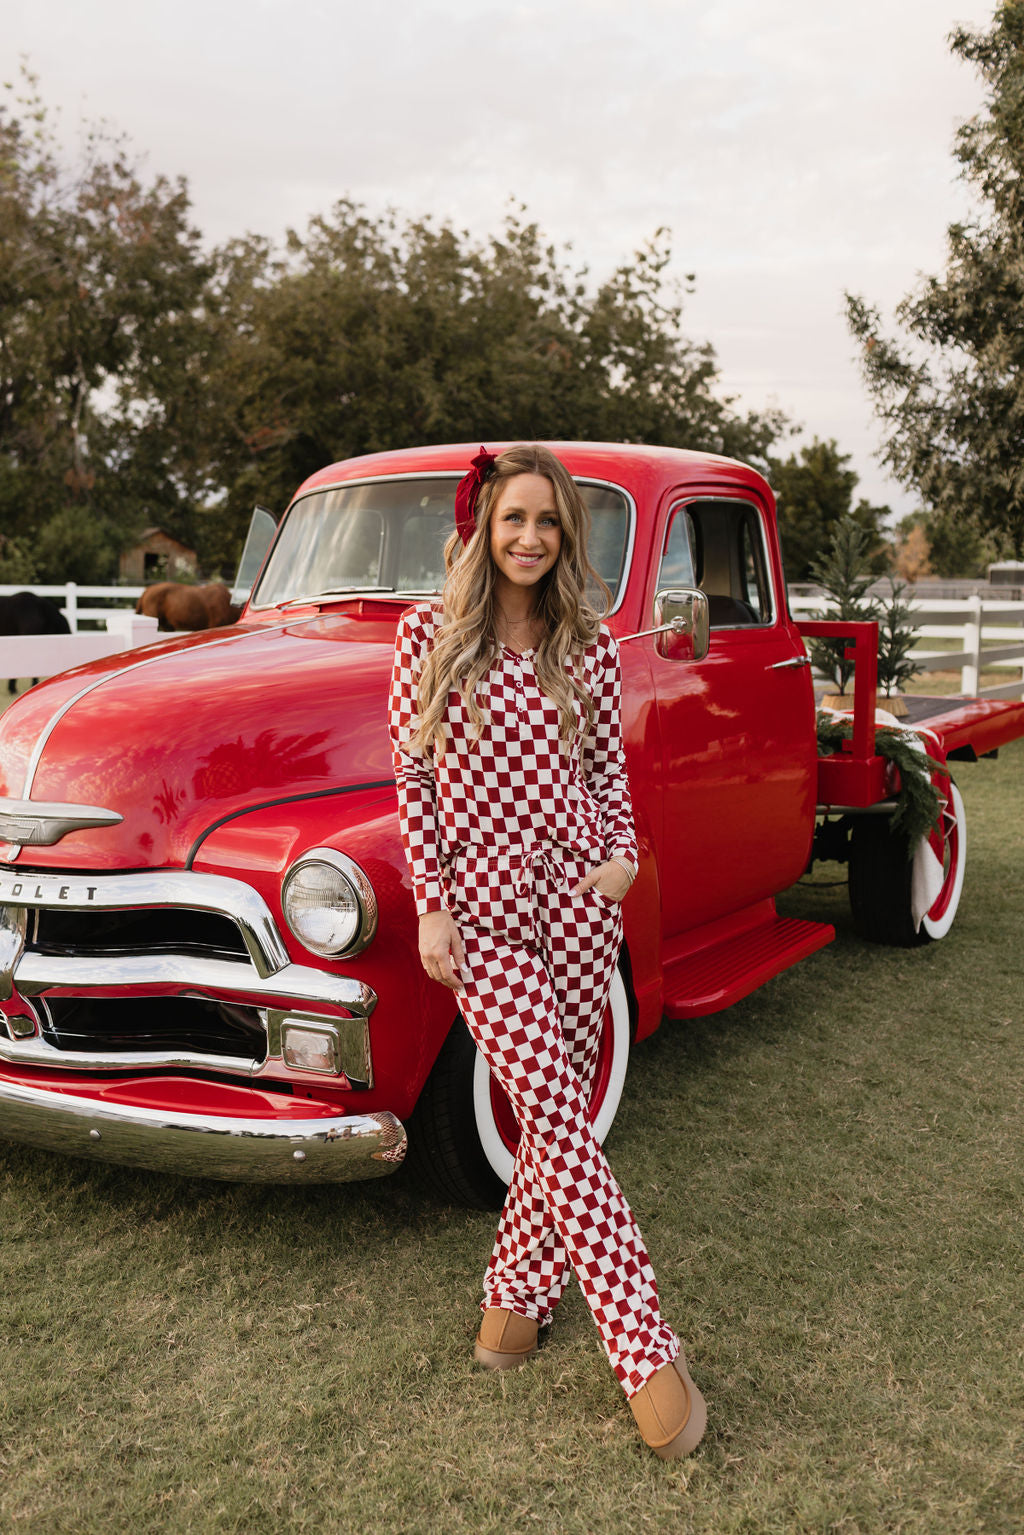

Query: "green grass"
<box><xmin>1</xmin><ymin>745</ymin><xmax>1022</xmax><ymax>1532</ymax></box>
<box><xmin>0</xmin><ymin>680</ymin><xmax>33</xmax><ymax>715</ymax></box>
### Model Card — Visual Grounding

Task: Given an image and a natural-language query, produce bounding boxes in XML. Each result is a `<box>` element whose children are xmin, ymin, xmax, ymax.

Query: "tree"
<box><xmin>0</xmin><ymin>536</ymin><xmax>37</xmax><ymax>583</ymax></box>
<box><xmin>32</xmin><ymin>507</ymin><xmax>121</xmax><ymax>584</ymax></box>
<box><xmin>4</xmin><ymin>80</ymin><xmax>796</xmax><ymax>580</ymax></box>
<box><xmin>846</xmin><ymin>2</ymin><xmax>1024</xmax><ymax>554</ymax></box>
<box><xmin>767</xmin><ymin>437</ymin><xmax>891</xmax><ymax>581</ymax></box>
<box><xmin>892</xmin><ymin>521</ymin><xmax>933</xmax><ymax>582</ymax></box>
<box><xmin>0</xmin><ymin>69</ymin><xmax>213</xmax><ymax>561</ymax></box>
<box><xmin>809</xmin><ymin>517</ymin><xmax>921</xmax><ymax>701</ymax></box>
<box><xmin>875</xmin><ymin>581</ymin><xmax>922</xmax><ymax>699</ymax></box>
<box><xmin>195</xmin><ymin>205</ymin><xmax>791</xmax><ymax>567</ymax></box>
<box><xmin>807</xmin><ymin>518</ymin><xmax>883</xmax><ymax>694</ymax></box>
<box><xmin>896</xmin><ymin>508</ymin><xmax>1007</xmax><ymax>578</ymax></box>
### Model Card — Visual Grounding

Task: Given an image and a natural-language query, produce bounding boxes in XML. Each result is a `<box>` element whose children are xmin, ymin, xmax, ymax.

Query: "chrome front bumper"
<box><xmin>0</xmin><ymin>1077</ymin><xmax>407</xmax><ymax>1183</ymax></box>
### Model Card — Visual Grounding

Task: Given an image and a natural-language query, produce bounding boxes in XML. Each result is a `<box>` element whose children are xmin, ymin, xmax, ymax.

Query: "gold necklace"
<box><xmin>496</xmin><ymin>607</ymin><xmax>541</xmax><ymax>651</ymax></box>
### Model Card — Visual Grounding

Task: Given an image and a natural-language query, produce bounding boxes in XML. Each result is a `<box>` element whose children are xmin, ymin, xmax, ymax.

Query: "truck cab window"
<box><xmin>394</xmin><ymin>505</ymin><xmax>452</xmax><ymax>590</ymax></box>
<box><xmin>255</xmin><ymin>479</ymin><xmax>632</xmax><ymax>608</ymax></box>
<box><xmin>657</xmin><ymin>508</ymin><xmax>697</xmax><ymax>588</ymax></box>
<box><xmin>583</xmin><ymin>485</ymin><xmax>631</xmax><ymax>603</ymax></box>
<box><xmin>663</xmin><ymin>499</ymin><xmax>773</xmax><ymax>628</ymax></box>
<box><xmin>738</xmin><ymin>509</ymin><xmax>772</xmax><ymax>622</ymax></box>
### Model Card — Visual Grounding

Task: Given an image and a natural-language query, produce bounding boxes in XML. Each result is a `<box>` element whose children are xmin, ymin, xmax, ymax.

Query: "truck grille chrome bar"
<box><xmin>13</xmin><ymin>951</ymin><xmax>375</xmax><ymax>1013</ymax></box>
<box><xmin>0</xmin><ymin>1032</ymin><xmax>260</xmax><ymax>1077</ymax></box>
<box><xmin>0</xmin><ymin>868</ymin><xmax>289</xmax><ymax>977</ymax></box>
<box><xmin>0</xmin><ymin>1000</ymin><xmax>374</xmax><ymax>1086</ymax></box>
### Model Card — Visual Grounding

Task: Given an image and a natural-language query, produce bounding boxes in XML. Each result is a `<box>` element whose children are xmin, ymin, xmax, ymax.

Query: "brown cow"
<box><xmin>135</xmin><ymin>582</ymin><xmax>242</xmax><ymax>632</ymax></box>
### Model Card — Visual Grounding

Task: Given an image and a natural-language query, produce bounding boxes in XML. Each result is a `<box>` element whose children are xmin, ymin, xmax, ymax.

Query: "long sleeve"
<box><xmin>388</xmin><ymin>607</ymin><xmax>447</xmax><ymax>915</ymax></box>
<box><xmin>581</xmin><ymin>633</ymin><xmax>639</xmax><ymax>865</ymax></box>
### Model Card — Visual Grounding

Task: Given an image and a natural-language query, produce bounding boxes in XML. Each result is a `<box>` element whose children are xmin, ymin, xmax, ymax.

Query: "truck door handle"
<box><xmin>768</xmin><ymin>655</ymin><xmax>811</xmax><ymax>671</ymax></box>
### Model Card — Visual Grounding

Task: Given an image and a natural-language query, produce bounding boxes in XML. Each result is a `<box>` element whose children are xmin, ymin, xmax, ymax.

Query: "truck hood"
<box><xmin>0</xmin><ymin>611</ymin><xmax>401</xmax><ymax>869</ymax></box>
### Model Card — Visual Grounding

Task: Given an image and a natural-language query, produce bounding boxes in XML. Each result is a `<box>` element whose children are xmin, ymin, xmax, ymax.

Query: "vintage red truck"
<box><xmin>0</xmin><ymin>442</ymin><xmax>1021</xmax><ymax>1206</ymax></box>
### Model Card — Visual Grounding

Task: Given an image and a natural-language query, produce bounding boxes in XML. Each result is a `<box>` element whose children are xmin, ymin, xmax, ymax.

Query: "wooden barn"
<box><xmin>119</xmin><ymin>528</ymin><xmax>198</xmax><ymax>583</ymax></box>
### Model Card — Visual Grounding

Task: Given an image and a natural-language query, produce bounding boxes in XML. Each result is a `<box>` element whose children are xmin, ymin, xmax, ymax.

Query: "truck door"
<box><xmin>648</xmin><ymin>493</ymin><xmax>818</xmax><ymax>942</ymax></box>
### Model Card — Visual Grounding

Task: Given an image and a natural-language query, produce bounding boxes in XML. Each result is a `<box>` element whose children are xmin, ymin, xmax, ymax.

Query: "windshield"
<box><xmin>251</xmin><ymin>475</ymin><xmax>632</xmax><ymax>608</ymax></box>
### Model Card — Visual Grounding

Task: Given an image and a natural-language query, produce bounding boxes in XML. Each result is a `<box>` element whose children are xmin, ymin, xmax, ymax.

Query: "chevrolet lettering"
<box><xmin>0</xmin><ymin>878</ymin><xmax>99</xmax><ymax>903</ymax></box>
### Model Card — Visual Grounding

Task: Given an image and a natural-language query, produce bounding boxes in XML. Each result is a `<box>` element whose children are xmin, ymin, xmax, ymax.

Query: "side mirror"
<box><xmin>653</xmin><ymin>588</ymin><xmax>710</xmax><ymax>662</ymax></box>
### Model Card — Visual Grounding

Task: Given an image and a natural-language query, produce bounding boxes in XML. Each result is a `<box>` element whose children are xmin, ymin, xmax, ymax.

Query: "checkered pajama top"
<box><xmin>388</xmin><ymin>602</ymin><xmax>639</xmax><ymax>915</ymax></box>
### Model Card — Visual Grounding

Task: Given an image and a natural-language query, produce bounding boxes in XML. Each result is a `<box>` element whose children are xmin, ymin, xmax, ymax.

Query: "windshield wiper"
<box><xmin>279</xmin><ymin>587</ymin><xmax>395</xmax><ymax>609</ymax></box>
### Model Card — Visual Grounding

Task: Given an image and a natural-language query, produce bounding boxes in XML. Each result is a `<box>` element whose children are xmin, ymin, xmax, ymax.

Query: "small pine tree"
<box><xmin>808</xmin><ymin>517</ymin><xmax>882</xmax><ymax>693</ymax></box>
<box><xmin>876</xmin><ymin>579</ymin><xmax>921</xmax><ymax>697</ymax></box>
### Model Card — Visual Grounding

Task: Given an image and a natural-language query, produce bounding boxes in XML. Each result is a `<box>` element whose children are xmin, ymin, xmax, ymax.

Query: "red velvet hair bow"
<box><xmin>454</xmin><ymin>447</ymin><xmax>497</xmax><ymax>547</ymax></box>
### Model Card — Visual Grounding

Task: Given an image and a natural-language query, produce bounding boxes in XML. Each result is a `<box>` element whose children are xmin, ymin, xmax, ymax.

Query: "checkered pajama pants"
<box><xmin>446</xmin><ymin>846</ymin><xmax>680</xmax><ymax>1399</ymax></box>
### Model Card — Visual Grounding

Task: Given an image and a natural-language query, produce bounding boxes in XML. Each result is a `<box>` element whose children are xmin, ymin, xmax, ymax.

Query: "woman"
<box><xmin>388</xmin><ymin>443</ymin><xmax>706</xmax><ymax>1459</ymax></box>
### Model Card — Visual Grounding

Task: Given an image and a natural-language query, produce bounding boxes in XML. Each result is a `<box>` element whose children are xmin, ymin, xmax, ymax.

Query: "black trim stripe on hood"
<box><xmin>185</xmin><ymin>780</ymin><xmax>396</xmax><ymax>868</ymax></box>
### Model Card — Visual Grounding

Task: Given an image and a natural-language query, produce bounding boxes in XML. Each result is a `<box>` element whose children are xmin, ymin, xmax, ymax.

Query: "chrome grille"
<box><xmin>30</xmin><ymin>906</ymin><xmax>250</xmax><ymax>962</ymax></box>
<box><xmin>0</xmin><ymin>863</ymin><xmax>377</xmax><ymax>1082</ymax></box>
<box><xmin>38</xmin><ymin>995</ymin><xmax>267</xmax><ymax>1061</ymax></box>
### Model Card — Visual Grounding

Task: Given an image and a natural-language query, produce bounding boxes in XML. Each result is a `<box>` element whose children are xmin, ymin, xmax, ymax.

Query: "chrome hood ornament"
<box><xmin>0</xmin><ymin>798</ymin><xmax>123</xmax><ymax>847</ymax></box>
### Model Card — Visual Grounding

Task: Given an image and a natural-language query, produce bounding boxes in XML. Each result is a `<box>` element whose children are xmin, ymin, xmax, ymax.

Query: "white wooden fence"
<box><xmin>788</xmin><ymin>593</ymin><xmax>1024</xmax><ymax>701</ymax></box>
<box><xmin>3</xmin><ymin>583</ymin><xmax>1024</xmax><ymax>699</ymax></box>
<box><xmin>0</xmin><ymin>583</ymin><xmax>156</xmax><ymax>682</ymax></box>
<box><xmin>0</xmin><ymin>581</ymin><xmax>144</xmax><ymax>631</ymax></box>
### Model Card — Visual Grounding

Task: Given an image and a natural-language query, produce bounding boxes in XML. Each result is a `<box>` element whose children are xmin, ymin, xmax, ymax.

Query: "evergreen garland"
<box><xmin>816</xmin><ymin>713</ymin><xmax>947</xmax><ymax>852</ymax></box>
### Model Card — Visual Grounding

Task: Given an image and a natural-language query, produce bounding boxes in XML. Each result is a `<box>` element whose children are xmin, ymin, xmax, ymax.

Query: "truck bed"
<box><xmin>815</xmin><ymin>690</ymin><xmax>1024</xmax><ymax>809</ymax></box>
<box><xmin>889</xmin><ymin>694</ymin><xmax>1024</xmax><ymax>759</ymax></box>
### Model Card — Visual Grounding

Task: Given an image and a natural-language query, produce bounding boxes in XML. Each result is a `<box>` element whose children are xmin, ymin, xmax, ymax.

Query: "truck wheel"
<box><xmin>407</xmin><ymin>966</ymin><xmax>632</xmax><ymax>1209</ymax></box>
<box><xmin>848</xmin><ymin>782</ymin><xmax>966</xmax><ymax>947</ymax></box>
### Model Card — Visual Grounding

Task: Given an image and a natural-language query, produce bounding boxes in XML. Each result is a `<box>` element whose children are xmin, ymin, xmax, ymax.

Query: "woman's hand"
<box><xmin>570</xmin><ymin>859</ymin><xmax>632</xmax><ymax>904</ymax></box>
<box><xmin>418</xmin><ymin>910</ymin><xmax>466</xmax><ymax>991</ymax></box>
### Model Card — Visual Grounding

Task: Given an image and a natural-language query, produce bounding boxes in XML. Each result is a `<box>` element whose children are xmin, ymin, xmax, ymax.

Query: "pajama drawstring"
<box><xmin>513</xmin><ymin>845</ymin><xmax>566</xmax><ymax>896</ymax></box>
<box><xmin>448</xmin><ymin>842</ymin><xmax>579</xmax><ymax>897</ymax></box>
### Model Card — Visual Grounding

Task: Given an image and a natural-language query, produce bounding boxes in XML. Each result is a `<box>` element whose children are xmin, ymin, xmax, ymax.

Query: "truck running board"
<box><xmin>662</xmin><ymin>916</ymin><xmax>834</xmax><ymax>1020</ymax></box>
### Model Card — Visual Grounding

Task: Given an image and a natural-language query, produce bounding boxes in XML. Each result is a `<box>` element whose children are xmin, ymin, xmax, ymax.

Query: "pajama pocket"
<box><xmin>446</xmin><ymin>855</ymin><xmax>534</xmax><ymax>946</ymax></box>
<box><xmin>587</xmin><ymin>884</ymin><xmax>622</xmax><ymax>910</ymax></box>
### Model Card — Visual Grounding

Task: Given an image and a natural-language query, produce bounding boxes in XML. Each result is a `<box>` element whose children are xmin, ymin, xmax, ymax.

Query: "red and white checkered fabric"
<box><xmin>448</xmin><ymin>848</ymin><xmax>679</xmax><ymax>1398</ymax></box>
<box><xmin>388</xmin><ymin>609</ymin><xmax>678</xmax><ymax>1399</ymax></box>
<box><xmin>388</xmin><ymin>603</ymin><xmax>638</xmax><ymax>915</ymax></box>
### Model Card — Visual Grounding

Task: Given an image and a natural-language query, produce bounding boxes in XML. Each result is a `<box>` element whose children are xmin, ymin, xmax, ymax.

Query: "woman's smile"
<box><xmin>489</xmin><ymin>472</ymin><xmax>562</xmax><ymax>594</ymax></box>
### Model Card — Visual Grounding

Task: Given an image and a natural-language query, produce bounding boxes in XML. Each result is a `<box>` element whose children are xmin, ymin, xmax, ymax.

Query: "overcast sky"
<box><xmin>8</xmin><ymin>0</ymin><xmax>989</xmax><ymax>517</ymax></box>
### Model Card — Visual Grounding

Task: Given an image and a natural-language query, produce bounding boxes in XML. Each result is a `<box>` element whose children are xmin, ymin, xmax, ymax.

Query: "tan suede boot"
<box><xmin>473</xmin><ymin>1308</ymin><xmax>539</xmax><ymax>1369</ymax></box>
<box><xmin>628</xmin><ymin>1355</ymin><xmax>707</xmax><ymax>1459</ymax></box>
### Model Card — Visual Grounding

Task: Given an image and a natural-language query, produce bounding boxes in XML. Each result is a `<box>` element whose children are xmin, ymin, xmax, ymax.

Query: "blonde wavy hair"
<box><xmin>411</xmin><ymin>444</ymin><xmax>611</xmax><ymax>759</ymax></box>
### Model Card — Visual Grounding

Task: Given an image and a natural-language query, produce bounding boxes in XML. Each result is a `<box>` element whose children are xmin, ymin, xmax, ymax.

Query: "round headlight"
<box><xmin>282</xmin><ymin>849</ymin><xmax>377</xmax><ymax>958</ymax></box>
